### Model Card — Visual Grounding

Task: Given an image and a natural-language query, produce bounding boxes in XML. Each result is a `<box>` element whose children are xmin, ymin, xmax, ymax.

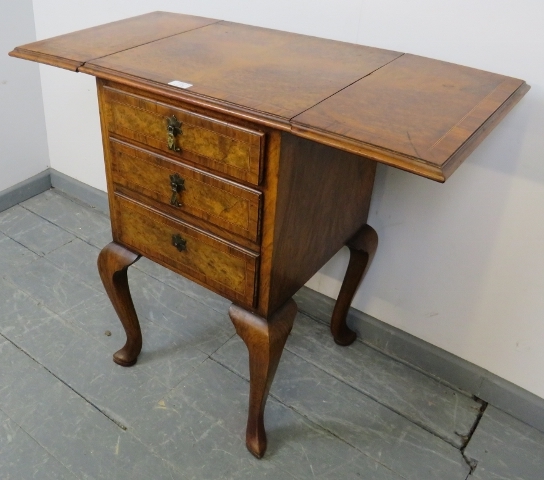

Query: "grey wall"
<box><xmin>0</xmin><ymin>0</ymin><xmax>49</xmax><ymax>192</ymax></box>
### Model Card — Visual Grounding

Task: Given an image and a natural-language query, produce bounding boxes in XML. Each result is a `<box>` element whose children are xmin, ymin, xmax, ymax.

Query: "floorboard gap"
<box><xmin>0</xmin><ymin>332</ymin><xmax>128</xmax><ymax>431</ymax></box>
<box><xmin>285</xmin><ymin>345</ymin><xmax>468</xmax><ymax>449</ymax></box>
<box><xmin>460</xmin><ymin>397</ymin><xmax>487</xmax><ymax>474</ymax></box>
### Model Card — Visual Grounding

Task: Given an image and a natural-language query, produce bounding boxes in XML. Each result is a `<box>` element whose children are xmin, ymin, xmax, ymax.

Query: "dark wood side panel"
<box><xmin>9</xmin><ymin>12</ymin><xmax>219</xmax><ymax>71</ymax></box>
<box><xmin>263</xmin><ymin>133</ymin><xmax>376</xmax><ymax>315</ymax></box>
<box><xmin>253</xmin><ymin>130</ymin><xmax>283</xmax><ymax>318</ymax></box>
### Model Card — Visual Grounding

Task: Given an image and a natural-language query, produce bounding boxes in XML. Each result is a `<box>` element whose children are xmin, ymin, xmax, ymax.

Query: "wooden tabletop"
<box><xmin>9</xmin><ymin>11</ymin><xmax>529</xmax><ymax>182</ymax></box>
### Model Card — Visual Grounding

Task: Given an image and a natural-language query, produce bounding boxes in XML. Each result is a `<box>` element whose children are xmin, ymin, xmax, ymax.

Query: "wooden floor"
<box><xmin>0</xmin><ymin>190</ymin><xmax>542</xmax><ymax>479</ymax></box>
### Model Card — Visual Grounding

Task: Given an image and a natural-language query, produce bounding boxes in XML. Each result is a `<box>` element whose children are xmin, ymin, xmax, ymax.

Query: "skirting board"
<box><xmin>50</xmin><ymin>169</ymin><xmax>110</xmax><ymax>215</ymax></box>
<box><xmin>0</xmin><ymin>169</ymin><xmax>108</xmax><ymax>215</ymax></box>
<box><xmin>2</xmin><ymin>168</ymin><xmax>544</xmax><ymax>434</ymax></box>
<box><xmin>0</xmin><ymin>170</ymin><xmax>51</xmax><ymax>213</ymax></box>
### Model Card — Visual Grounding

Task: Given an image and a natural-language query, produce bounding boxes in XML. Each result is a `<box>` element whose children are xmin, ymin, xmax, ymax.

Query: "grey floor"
<box><xmin>0</xmin><ymin>190</ymin><xmax>543</xmax><ymax>480</ymax></box>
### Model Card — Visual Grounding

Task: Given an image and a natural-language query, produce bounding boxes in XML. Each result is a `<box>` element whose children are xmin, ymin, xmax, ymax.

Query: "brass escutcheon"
<box><xmin>166</xmin><ymin>115</ymin><xmax>182</xmax><ymax>152</ymax></box>
<box><xmin>172</xmin><ymin>233</ymin><xmax>187</xmax><ymax>252</ymax></box>
<box><xmin>169</xmin><ymin>173</ymin><xmax>185</xmax><ymax>207</ymax></box>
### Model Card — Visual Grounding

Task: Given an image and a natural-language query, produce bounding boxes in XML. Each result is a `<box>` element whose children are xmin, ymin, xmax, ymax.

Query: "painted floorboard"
<box><xmin>213</xmin><ymin>336</ymin><xmax>470</xmax><ymax>480</ymax></box>
<box><xmin>465</xmin><ymin>405</ymin><xmax>544</xmax><ymax>480</ymax></box>
<box><xmin>287</xmin><ymin>313</ymin><xmax>480</xmax><ymax>448</ymax></box>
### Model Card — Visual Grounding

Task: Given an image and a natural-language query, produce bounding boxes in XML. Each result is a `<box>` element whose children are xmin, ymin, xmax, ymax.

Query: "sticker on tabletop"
<box><xmin>168</xmin><ymin>80</ymin><xmax>193</xmax><ymax>89</ymax></box>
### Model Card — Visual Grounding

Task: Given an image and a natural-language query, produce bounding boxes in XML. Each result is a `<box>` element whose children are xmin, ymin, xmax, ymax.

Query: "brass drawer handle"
<box><xmin>172</xmin><ymin>233</ymin><xmax>187</xmax><ymax>252</ymax></box>
<box><xmin>169</xmin><ymin>173</ymin><xmax>185</xmax><ymax>207</ymax></box>
<box><xmin>167</xmin><ymin>115</ymin><xmax>182</xmax><ymax>152</ymax></box>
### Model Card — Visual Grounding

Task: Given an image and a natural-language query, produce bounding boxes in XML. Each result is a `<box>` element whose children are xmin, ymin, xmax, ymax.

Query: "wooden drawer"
<box><xmin>112</xmin><ymin>194</ymin><xmax>259</xmax><ymax>308</ymax></box>
<box><xmin>103</xmin><ymin>86</ymin><xmax>264</xmax><ymax>185</ymax></box>
<box><xmin>109</xmin><ymin>138</ymin><xmax>262</xmax><ymax>242</ymax></box>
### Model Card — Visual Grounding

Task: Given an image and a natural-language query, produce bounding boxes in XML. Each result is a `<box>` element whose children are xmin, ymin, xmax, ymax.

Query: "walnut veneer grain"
<box><xmin>113</xmin><ymin>193</ymin><xmax>259</xmax><ymax>308</ymax></box>
<box><xmin>292</xmin><ymin>54</ymin><xmax>529</xmax><ymax>181</ymax></box>
<box><xmin>9</xmin><ymin>12</ymin><xmax>218</xmax><ymax>71</ymax></box>
<box><xmin>103</xmin><ymin>86</ymin><xmax>264</xmax><ymax>184</ymax></box>
<box><xmin>109</xmin><ymin>138</ymin><xmax>262</xmax><ymax>243</ymax></box>
<box><xmin>87</xmin><ymin>21</ymin><xmax>401</xmax><ymax>120</ymax></box>
<box><xmin>263</xmin><ymin>133</ymin><xmax>377</xmax><ymax>316</ymax></box>
<box><xmin>10</xmin><ymin>12</ymin><xmax>528</xmax><ymax>181</ymax></box>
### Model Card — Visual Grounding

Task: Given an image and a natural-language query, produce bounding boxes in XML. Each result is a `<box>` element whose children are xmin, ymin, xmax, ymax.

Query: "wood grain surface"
<box><xmin>9</xmin><ymin>12</ymin><xmax>218</xmax><ymax>71</ymax></box>
<box><xmin>10</xmin><ymin>12</ymin><xmax>529</xmax><ymax>181</ymax></box>
<box><xmin>292</xmin><ymin>54</ymin><xmax>529</xmax><ymax>181</ymax></box>
<box><xmin>97</xmin><ymin>242</ymin><xmax>142</xmax><ymax>367</ymax></box>
<box><xmin>102</xmin><ymin>85</ymin><xmax>264</xmax><ymax>184</ymax></box>
<box><xmin>109</xmin><ymin>138</ymin><xmax>262</xmax><ymax>242</ymax></box>
<box><xmin>86</xmin><ymin>21</ymin><xmax>401</xmax><ymax>119</ymax></box>
<box><xmin>330</xmin><ymin>224</ymin><xmax>378</xmax><ymax>346</ymax></box>
<box><xmin>112</xmin><ymin>194</ymin><xmax>259</xmax><ymax>308</ymax></box>
<box><xmin>264</xmin><ymin>133</ymin><xmax>376</xmax><ymax>316</ymax></box>
<box><xmin>229</xmin><ymin>299</ymin><xmax>297</xmax><ymax>458</ymax></box>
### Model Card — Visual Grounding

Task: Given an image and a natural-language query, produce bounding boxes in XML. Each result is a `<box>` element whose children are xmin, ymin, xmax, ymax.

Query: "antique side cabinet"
<box><xmin>10</xmin><ymin>11</ymin><xmax>529</xmax><ymax>458</ymax></box>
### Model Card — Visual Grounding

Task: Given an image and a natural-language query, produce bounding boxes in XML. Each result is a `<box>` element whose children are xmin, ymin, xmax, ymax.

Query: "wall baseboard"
<box><xmin>0</xmin><ymin>170</ymin><xmax>51</xmax><ymax>213</ymax></box>
<box><xmin>3</xmin><ymin>169</ymin><xmax>544</xmax><ymax>434</ymax></box>
<box><xmin>50</xmin><ymin>169</ymin><xmax>110</xmax><ymax>215</ymax></box>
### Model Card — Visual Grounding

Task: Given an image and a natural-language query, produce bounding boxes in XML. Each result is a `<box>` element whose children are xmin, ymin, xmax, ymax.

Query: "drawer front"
<box><xmin>113</xmin><ymin>194</ymin><xmax>259</xmax><ymax>308</ymax></box>
<box><xmin>103</xmin><ymin>86</ymin><xmax>264</xmax><ymax>185</ymax></box>
<box><xmin>110</xmin><ymin>138</ymin><xmax>261</xmax><ymax>242</ymax></box>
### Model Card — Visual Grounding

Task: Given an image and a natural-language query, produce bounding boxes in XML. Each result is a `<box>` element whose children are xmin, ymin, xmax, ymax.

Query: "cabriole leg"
<box><xmin>229</xmin><ymin>299</ymin><xmax>297</xmax><ymax>458</ymax></box>
<box><xmin>330</xmin><ymin>224</ymin><xmax>378</xmax><ymax>346</ymax></box>
<box><xmin>97</xmin><ymin>242</ymin><xmax>142</xmax><ymax>367</ymax></box>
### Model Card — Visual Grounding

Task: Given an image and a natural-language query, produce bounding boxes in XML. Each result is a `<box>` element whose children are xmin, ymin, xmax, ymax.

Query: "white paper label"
<box><xmin>168</xmin><ymin>80</ymin><xmax>193</xmax><ymax>89</ymax></box>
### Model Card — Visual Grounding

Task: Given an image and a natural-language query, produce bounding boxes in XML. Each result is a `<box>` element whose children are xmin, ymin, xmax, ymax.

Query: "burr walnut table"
<box><xmin>10</xmin><ymin>11</ymin><xmax>529</xmax><ymax>458</ymax></box>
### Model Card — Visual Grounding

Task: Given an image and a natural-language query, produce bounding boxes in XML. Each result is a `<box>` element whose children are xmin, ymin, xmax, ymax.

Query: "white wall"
<box><xmin>0</xmin><ymin>0</ymin><xmax>49</xmax><ymax>192</ymax></box>
<box><xmin>31</xmin><ymin>1</ymin><xmax>544</xmax><ymax>399</ymax></box>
